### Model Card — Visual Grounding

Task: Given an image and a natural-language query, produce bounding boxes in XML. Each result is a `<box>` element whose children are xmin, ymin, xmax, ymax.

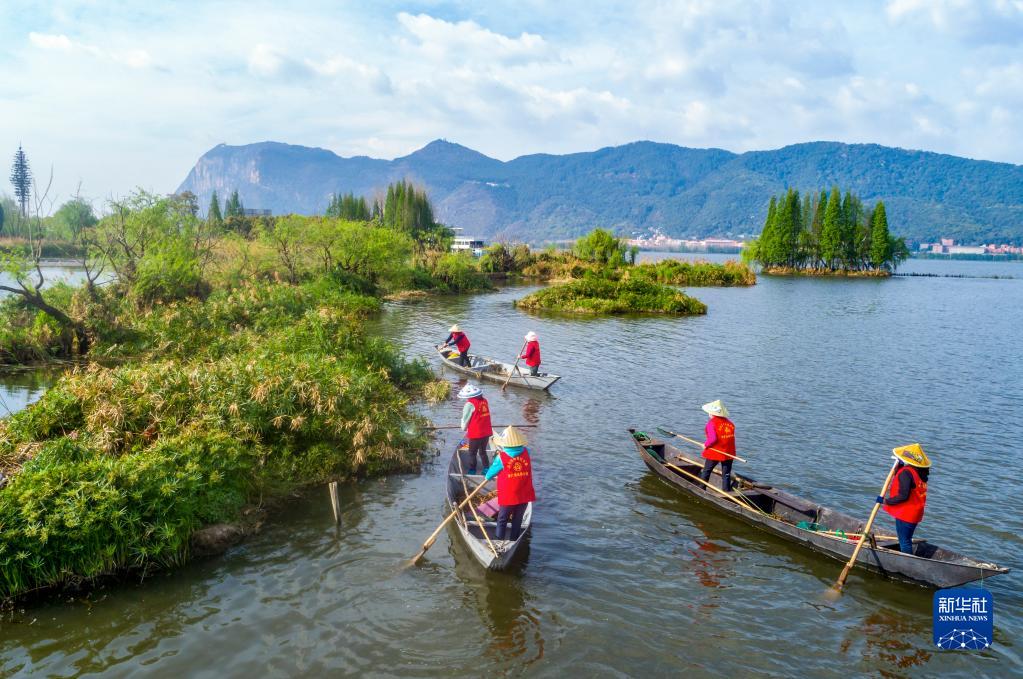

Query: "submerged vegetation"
<box><xmin>744</xmin><ymin>186</ymin><xmax>909</xmax><ymax>275</ymax></box>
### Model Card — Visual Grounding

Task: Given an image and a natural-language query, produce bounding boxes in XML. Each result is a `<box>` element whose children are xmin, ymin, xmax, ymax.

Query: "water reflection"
<box><xmin>521</xmin><ymin>397</ymin><xmax>543</xmax><ymax>425</ymax></box>
<box><xmin>446</xmin><ymin>532</ymin><xmax>545</xmax><ymax>666</ymax></box>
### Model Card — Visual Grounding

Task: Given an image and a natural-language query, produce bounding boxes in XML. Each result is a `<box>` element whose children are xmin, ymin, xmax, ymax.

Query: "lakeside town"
<box><xmin>621</xmin><ymin>230</ymin><xmax>1023</xmax><ymax>258</ymax></box>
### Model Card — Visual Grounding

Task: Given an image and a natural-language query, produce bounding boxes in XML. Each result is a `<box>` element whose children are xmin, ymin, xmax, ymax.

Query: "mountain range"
<box><xmin>176</xmin><ymin>139</ymin><xmax>1023</xmax><ymax>244</ymax></box>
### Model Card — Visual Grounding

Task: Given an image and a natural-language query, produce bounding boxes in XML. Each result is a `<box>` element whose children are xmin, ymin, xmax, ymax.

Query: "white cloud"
<box><xmin>396</xmin><ymin>12</ymin><xmax>550</xmax><ymax>64</ymax></box>
<box><xmin>3</xmin><ymin>1</ymin><xmax>1023</xmax><ymax>206</ymax></box>
<box><xmin>886</xmin><ymin>0</ymin><xmax>1023</xmax><ymax>45</ymax></box>
<box><xmin>29</xmin><ymin>32</ymin><xmax>72</xmax><ymax>50</ymax></box>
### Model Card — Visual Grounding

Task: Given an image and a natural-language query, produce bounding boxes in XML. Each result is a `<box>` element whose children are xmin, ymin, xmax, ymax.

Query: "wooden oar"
<box><xmin>501</xmin><ymin>341</ymin><xmax>528</xmax><ymax>391</ymax></box>
<box><xmin>828</xmin><ymin>458</ymin><xmax>900</xmax><ymax>595</ymax></box>
<box><xmin>657</xmin><ymin>426</ymin><xmax>748</xmax><ymax>463</ymax></box>
<box><xmin>458</xmin><ymin>452</ymin><xmax>498</xmax><ymax>558</ymax></box>
<box><xmin>659</xmin><ymin>459</ymin><xmax>764</xmax><ymax>515</ymax></box>
<box><xmin>408</xmin><ymin>478</ymin><xmax>490</xmax><ymax>567</ymax></box>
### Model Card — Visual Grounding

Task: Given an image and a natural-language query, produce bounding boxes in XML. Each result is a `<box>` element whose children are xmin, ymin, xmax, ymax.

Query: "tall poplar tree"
<box><xmin>870</xmin><ymin>201</ymin><xmax>891</xmax><ymax>269</ymax></box>
<box><xmin>207</xmin><ymin>190</ymin><xmax>223</xmax><ymax>226</ymax></box>
<box><xmin>10</xmin><ymin>145</ymin><xmax>32</xmax><ymax>217</ymax></box>
<box><xmin>225</xmin><ymin>190</ymin><xmax>243</xmax><ymax>218</ymax></box>
<box><xmin>819</xmin><ymin>187</ymin><xmax>843</xmax><ymax>269</ymax></box>
<box><xmin>758</xmin><ymin>195</ymin><xmax>779</xmax><ymax>266</ymax></box>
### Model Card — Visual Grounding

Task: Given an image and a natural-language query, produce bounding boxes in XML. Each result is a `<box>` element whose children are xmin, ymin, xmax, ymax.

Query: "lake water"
<box><xmin>1</xmin><ymin>257</ymin><xmax>1021</xmax><ymax>677</ymax></box>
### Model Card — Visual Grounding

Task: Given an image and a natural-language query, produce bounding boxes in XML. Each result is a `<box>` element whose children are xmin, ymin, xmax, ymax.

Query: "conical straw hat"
<box><xmin>494</xmin><ymin>425</ymin><xmax>528</xmax><ymax>448</ymax></box>
<box><xmin>701</xmin><ymin>399</ymin><xmax>729</xmax><ymax>418</ymax></box>
<box><xmin>893</xmin><ymin>443</ymin><xmax>931</xmax><ymax>468</ymax></box>
<box><xmin>449</xmin><ymin>324</ymin><xmax>460</xmax><ymax>332</ymax></box>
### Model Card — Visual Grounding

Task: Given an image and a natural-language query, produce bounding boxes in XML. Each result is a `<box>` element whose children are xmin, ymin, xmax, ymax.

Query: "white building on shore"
<box><xmin>451</xmin><ymin>236</ymin><xmax>487</xmax><ymax>257</ymax></box>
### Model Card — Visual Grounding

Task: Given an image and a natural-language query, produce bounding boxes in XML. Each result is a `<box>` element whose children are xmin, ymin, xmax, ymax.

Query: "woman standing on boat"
<box><xmin>520</xmin><ymin>331</ymin><xmax>542</xmax><ymax>376</ymax></box>
<box><xmin>698</xmin><ymin>399</ymin><xmax>737</xmax><ymax>492</ymax></box>
<box><xmin>458</xmin><ymin>384</ymin><xmax>492</xmax><ymax>474</ymax></box>
<box><xmin>442</xmin><ymin>324</ymin><xmax>471</xmax><ymax>367</ymax></box>
<box><xmin>484</xmin><ymin>426</ymin><xmax>536</xmax><ymax>542</ymax></box>
<box><xmin>879</xmin><ymin>444</ymin><xmax>930</xmax><ymax>554</ymax></box>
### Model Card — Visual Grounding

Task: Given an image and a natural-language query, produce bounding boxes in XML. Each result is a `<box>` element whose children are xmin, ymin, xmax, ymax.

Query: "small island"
<box><xmin>515</xmin><ymin>275</ymin><xmax>708</xmax><ymax>315</ymax></box>
<box><xmin>513</xmin><ymin>229</ymin><xmax>753</xmax><ymax>315</ymax></box>
<box><xmin>743</xmin><ymin>186</ymin><xmax>909</xmax><ymax>276</ymax></box>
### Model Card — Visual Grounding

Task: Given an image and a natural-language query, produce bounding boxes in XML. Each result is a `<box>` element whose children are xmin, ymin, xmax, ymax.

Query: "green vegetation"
<box><xmin>744</xmin><ymin>187</ymin><xmax>910</xmax><ymax>274</ymax></box>
<box><xmin>513</xmin><ymin>229</ymin><xmax>737</xmax><ymax>315</ymax></box>
<box><xmin>0</xmin><ymin>178</ymin><xmax>506</xmax><ymax>599</ymax></box>
<box><xmin>515</xmin><ymin>273</ymin><xmax>706</xmax><ymax>315</ymax></box>
<box><xmin>0</xmin><ymin>276</ymin><xmax>433</xmax><ymax>599</ymax></box>
<box><xmin>630</xmin><ymin>259</ymin><xmax>757</xmax><ymax>286</ymax></box>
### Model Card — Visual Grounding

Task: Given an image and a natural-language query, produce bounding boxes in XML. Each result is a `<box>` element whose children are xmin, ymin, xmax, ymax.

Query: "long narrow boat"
<box><xmin>445</xmin><ymin>440</ymin><xmax>532</xmax><ymax>570</ymax></box>
<box><xmin>629</xmin><ymin>429</ymin><xmax>1009</xmax><ymax>588</ymax></box>
<box><xmin>436</xmin><ymin>346</ymin><xmax>561</xmax><ymax>391</ymax></box>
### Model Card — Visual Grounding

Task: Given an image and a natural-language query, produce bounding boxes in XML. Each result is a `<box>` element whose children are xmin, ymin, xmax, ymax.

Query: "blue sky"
<box><xmin>2</xmin><ymin>0</ymin><xmax>1022</xmax><ymax>205</ymax></box>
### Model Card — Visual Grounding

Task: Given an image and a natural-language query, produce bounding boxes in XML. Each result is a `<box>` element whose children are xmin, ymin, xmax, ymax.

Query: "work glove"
<box><xmin>875</xmin><ymin>495</ymin><xmax>885</xmax><ymax>504</ymax></box>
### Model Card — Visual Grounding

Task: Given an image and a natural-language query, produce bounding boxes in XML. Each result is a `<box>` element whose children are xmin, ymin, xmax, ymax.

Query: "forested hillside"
<box><xmin>177</xmin><ymin>140</ymin><xmax>1023</xmax><ymax>244</ymax></box>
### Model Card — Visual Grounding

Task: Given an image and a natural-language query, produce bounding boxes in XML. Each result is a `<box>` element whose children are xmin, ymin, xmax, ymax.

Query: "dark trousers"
<box><xmin>458</xmin><ymin>352</ymin><xmax>470</xmax><ymax>367</ymax></box>
<box><xmin>895</xmin><ymin>518</ymin><xmax>918</xmax><ymax>554</ymax></box>
<box><xmin>700</xmin><ymin>458</ymin><xmax>733</xmax><ymax>491</ymax></box>
<box><xmin>460</xmin><ymin>436</ymin><xmax>490</xmax><ymax>474</ymax></box>
<box><xmin>528</xmin><ymin>364</ymin><xmax>539</xmax><ymax>376</ymax></box>
<box><xmin>496</xmin><ymin>503</ymin><xmax>528</xmax><ymax>540</ymax></box>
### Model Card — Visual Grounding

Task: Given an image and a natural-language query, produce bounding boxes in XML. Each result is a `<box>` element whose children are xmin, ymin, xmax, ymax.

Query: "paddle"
<box><xmin>661</xmin><ymin>460</ymin><xmax>764</xmax><ymax>515</ymax></box>
<box><xmin>657</xmin><ymin>426</ymin><xmax>748</xmax><ymax>463</ymax></box>
<box><xmin>827</xmin><ymin>458</ymin><xmax>901</xmax><ymax>597</ymax></box>
<box><xmin>408</xmin><ymin>477</ymin><xmax>490</xmax><ymax>567</ymax></box>
<box><xmin>458</xmin><ymin>450</ymin><xmax>498</xmax><ymax>557</ymax></box>
<box><xmin>502</xmin><ymin>341</ymin><xmax>528</xmax><ymax>391</ymax></box>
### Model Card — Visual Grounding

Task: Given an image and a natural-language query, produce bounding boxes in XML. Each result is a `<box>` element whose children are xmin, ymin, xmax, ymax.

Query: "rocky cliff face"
<box><xmin>176</xmin><ymin>139</ymin><xmax>1023</xmax><ymax>243</ymax></box>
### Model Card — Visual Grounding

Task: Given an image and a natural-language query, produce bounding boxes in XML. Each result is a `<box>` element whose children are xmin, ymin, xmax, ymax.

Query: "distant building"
<box><xmin>452</xmin><ymin>236</ymin><xmax>487</xmax><ymax>257</ymax></box>
<box><xmin>243</xmin><ymin>208</ymin><xmax>272</xmax><ymax>217</ymax></box>
<box><xmin>940</xmin><ymin>238</ymin><xmax>955</xmax><ymax>248</ymax></box>
<box><xmin>947</xmin><ymin>245</ymin><xmax>985</xmax><ymax>255</ymax></box>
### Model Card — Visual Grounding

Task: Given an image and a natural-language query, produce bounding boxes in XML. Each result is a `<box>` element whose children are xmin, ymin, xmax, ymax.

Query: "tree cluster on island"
<box><xmin>744</xmin><ymin>186</ymin><xmax>910</xmax><ymax>274</ymax></box>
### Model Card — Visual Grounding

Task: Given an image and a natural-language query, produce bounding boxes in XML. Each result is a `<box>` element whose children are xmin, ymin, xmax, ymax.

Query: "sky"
<box><xmin>2</xmin><ymin>0</ymin><xmax>1022</xmax><ymax>206</ymax></box>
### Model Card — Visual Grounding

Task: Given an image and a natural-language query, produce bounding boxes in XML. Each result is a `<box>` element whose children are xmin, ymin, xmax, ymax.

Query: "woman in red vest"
<box><xmin>442</xmin><ymin>324</ymin><xmax>471</xmax><ymax>367</ymax></box>
<box><xmin>698</xmin><ymin>399</ymin><xmax>737</xmax><ymax>491</ymax></box>
<box><xmin>484</xmin><ymin>426</ymin><xmax>536</xmax><ymax>542</ymax></box>
<box><xmin>878</xmin><ymin>443</ymin><xmax>930</xmax><ymax>554</ymax></box>
<box><xmin>458</xmin><ymin>383</ymin><xmax>492</xmax><ymax>473</ymax></box>
<box><xmin>519</xmin><ymin>331</ymin><xmax>542</xmax><ymax>376</ymax></box>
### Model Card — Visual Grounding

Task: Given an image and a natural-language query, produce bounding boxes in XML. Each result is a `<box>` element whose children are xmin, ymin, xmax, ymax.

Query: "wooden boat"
<box><xmin>436</xmin><ymin>346</ymin><xmax>560</xmax><ymax>391</ymax></box>
<box><xmin>445</xmin><ymin>441</ymin><xmax>532</xmax><ymax>570</ymax></box>
<box><xmin>629</xmin><ymin>429</ymin><xmax>1009</xmax><ymax>588</ymax></box>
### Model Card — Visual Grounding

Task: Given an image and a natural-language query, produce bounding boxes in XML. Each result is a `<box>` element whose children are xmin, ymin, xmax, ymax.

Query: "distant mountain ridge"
<box><xmin>176</xmin><ymin>139</ymin><xmax>1023</xmax><ymax>244</ymax></box>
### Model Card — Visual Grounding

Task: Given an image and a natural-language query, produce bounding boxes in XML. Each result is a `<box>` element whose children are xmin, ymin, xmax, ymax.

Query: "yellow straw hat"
<box><xmin>493</xmin><ymin>425</ymin><xmax>528</xmax><ymax>449</ymax></box>
<box><xmin>449</xmin><ymin>324</ymin><xmax>460</xmax><ymax>332</ymax></box>
<box><xmin>893</xmin><ymin>443</ymin><xmax>931</xmax><ymax>468</ymax></box>
<box><xmin>701</xmin><ymin>399</ymin><xmax>729</xmax><ymax>418</ymax></box>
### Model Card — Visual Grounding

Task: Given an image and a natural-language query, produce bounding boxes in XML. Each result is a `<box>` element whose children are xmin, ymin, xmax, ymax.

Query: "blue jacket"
<box><xmin>484</xmin><ymin>445</ymin><xmax>526</xmax><ymax>480</ymax></box>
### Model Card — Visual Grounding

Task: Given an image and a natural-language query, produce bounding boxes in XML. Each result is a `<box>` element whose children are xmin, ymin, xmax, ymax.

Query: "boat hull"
<box><xmin>446</xmin><ymin>447</ymin><xmax>532</xmax><ymax>570</ymax></box>
<box><xmin>630</xmin><ymin>429</ymin><xmax>1008</xmax><ymax>588</ymax></box>
<box><xmin>437</xmin><ymin>348</ymin><xmax>560</xmax><ymax>391</ymax></box>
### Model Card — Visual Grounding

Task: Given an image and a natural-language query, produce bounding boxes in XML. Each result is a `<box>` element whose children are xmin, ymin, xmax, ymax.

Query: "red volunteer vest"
<box><xmin>452</xmin><ymin>332</ymin><xmax>470</xmax><ymax>353</ymax></box>
<box><xmin>466</xmin><ymin>396</ymin><xmax>492</xmax><ymax>438</ymax></box>
<box><xmin>702</xmin><ymin>416</ymin><xmax>736</xmax><ymax>461</ymax></box>
<box><xmin>523</xmin><ymin>340</ymin><xmax>541</xmax><ymax>367</ymax></box>
<box><xmin>883</xmin><ymin>466</ymin><xmax>927</xmax><ymax>524</ymax></box>
<box><xmin>497</xmin><ymin>447</ymin><xmax>536</xmax><ymax>505</ymax></box>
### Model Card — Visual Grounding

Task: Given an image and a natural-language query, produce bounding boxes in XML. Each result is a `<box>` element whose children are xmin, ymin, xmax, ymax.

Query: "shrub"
<box><xmin>515</xmin><ymin>273</ymin><xmax>707</xmax><ymax>315</ymax></box>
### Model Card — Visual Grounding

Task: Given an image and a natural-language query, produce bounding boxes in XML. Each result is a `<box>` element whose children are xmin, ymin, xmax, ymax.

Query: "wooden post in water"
<box><xmin>328</xmin><ymin>481</ymin><xmax>342</xmax><ymax>526</ymax></box>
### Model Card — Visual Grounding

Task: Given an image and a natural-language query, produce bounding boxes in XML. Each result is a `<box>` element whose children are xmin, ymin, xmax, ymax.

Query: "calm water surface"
<box><xmin>1</xmin><ymin>258</ymin><xmax>1020</xmax><ymax>677</ymax></box>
